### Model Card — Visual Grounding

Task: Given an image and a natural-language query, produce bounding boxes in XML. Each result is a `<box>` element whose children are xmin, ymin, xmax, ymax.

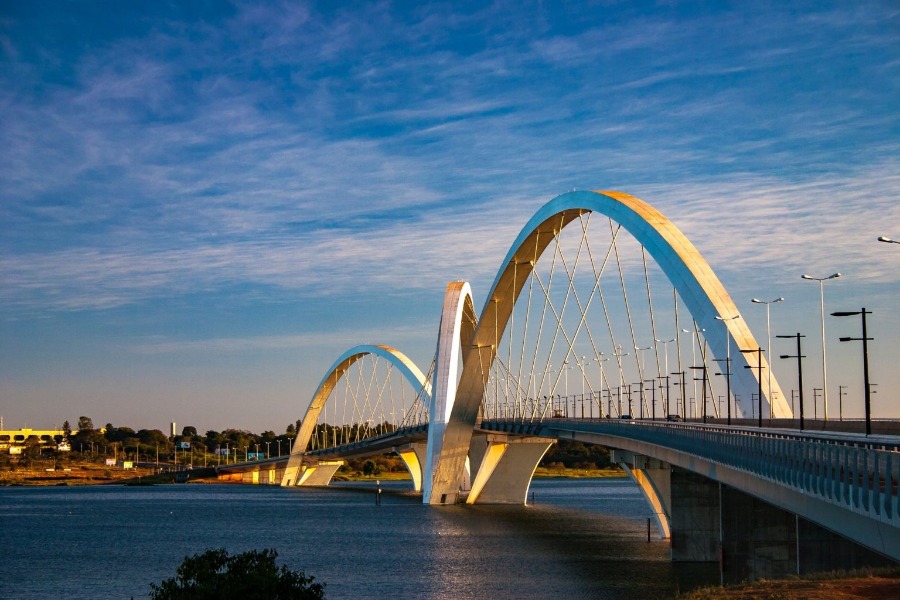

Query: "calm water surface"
<box><xmin>0</xmin><ymin>478</ymin><xmax>717</xmax><ymax>599</ymax></box>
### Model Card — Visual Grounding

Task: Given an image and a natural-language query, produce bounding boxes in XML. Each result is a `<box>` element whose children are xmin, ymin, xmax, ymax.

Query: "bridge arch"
<box><xmin>423</xmin><ymin>281</ymin><xmax>477</xmax><ymax>503</ymax></box>
<box><xmin>427</xmin><ymin>190</ymin><xmax>790</xmax><ymax>504</ymax></box>
<box><xmin>281</xmin><ymin>343</ymin><xmax>430</xmax><ymax>486</ymax></box>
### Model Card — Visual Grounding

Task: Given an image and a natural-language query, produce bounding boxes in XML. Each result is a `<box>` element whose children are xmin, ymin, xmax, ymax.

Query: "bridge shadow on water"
<box><xmin>328</xmin><ymin>480</ymin><xmax>719</xmax><ymax>599</ymax></box>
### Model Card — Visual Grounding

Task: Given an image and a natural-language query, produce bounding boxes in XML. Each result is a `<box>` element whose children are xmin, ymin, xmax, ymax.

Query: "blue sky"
<box><xmin>1</xmin><ymin>1</ymin><xmax>898</xmax><ymax>433</ymax></box>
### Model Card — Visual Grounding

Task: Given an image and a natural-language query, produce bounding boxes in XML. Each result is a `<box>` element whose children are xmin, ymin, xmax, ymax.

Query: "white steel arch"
<box><xmin>281</xmin><ymin>344</ymin><xmax>430</xmax><ymax>486</ymax></box>
<box><xmin>426</xmin><ymin>190</ymin><xmax>790</xmax><ymax>504</ymax></box>
<box><xmin>422</xmin><ymin>281</ymin><xmax>477</xmax><ymax>503</ymax></box>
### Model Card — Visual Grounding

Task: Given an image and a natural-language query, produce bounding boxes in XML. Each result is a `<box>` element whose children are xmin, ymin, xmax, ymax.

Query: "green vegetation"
<box><xmin>539</xmin><ymin>438</ymin><xmax>612</xmax><ymax>470</ymax></box>
<box><xmin>3</xmin><ymin>415</ymin><xmax>617</xmax><ymax>481</ymax></box>
<box><xmin>148</xmin><ymin>548</ymin><xmax>324</xmax><ymax>600</ymax></box>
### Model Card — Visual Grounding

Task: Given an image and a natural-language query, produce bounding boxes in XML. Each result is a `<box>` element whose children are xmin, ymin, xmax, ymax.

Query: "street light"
<box><xmin>877</xmin><ymin>236</ymin><xmax>900</xmax><ymax>244</ymax></box>
<box><xmin>655</xmin><ymin>338</ymin><xmax>675</xmax><ymax>375</ymax></box>
<box><xmin>751</xmin><ymin>297</ymin><xmax>783</xmax><ymax>418</ymax></box>
<box><xmin>832</xmin><ymin>308</ymin><xmax>874</xmax><ymax>436</ymax></box>
<box><xmin>634</xmin><ymin>346</ymin><xmax>651</xmax><ymax>415</ymax></box>
<box><xmin>801</xmin><ymin>272</ymin><xmax>841</xmax><ymax>420</ymax></box>
<box><xmin>680</xmin><ymin>327</ymin><xmax>704</xmax><ymax>411</ymax></box>
<box><xmin>777</xmin><ymin>333</ymin><xmax>806</xmax><ymax>431</ymax></box>
<box><xmin>690</xmin><ymin>365</ymin><xmax>709</xmax><ymax>423</ymax></box>
<box><xmin>714</xmin><ymin>316</ymin><xmax>740</xmax><ymax>425</ymax></box>
<box><xmin>740</xmin><ymin>347</ymin><xmax>765</xmax><ymax>428</ymax></box>
<box><xmin>671</xmin><ymin>370</ymin><xmax>687</xmax><ymax>418</ymax></box>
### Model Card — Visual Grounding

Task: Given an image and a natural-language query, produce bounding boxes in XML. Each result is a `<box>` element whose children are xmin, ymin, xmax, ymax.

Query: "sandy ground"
<box><xmin>0</xmin><ymin>463</ymin><xmax>158</xmax><ymax>485</ymax></box>
<box><xmin>682</xmin><ymin>576</ymin><xmax>900</xmax><ymax>599</ymax></box>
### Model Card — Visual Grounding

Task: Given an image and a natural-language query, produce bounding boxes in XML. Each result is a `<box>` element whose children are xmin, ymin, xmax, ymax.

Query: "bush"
<box><xmin>148</xmin><ymin>548</ymin><xmax>325</xmax><ymax>600</ymax></box>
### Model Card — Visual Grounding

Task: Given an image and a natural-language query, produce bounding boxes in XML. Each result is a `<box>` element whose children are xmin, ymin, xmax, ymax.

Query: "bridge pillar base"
<box><xmin>721</xmin><ymin>485</ymin><xmax>895</xmax><ymax>583</ymax></box>
<box><xmin>612</xmin><ymin>450</ymin><xmax>671</xmax><ymax>539</ymax></box>
<box><xmin>395</xmin><ymin>443</ymin><xmax>427</xmax><ymax>492</ymax></box>
<box><xmin>671</xmin><ymin>467</ymin><xmax>720</xmax><ymax>563</ymax></box>
<box><xmin>466</xmin><ymin>434</ymin><xmax>555</xmax><ymax>504</ymax></box>
<box><xmin>294</xmin><ymin>461</ymin><xmax>343</xmax><ymax>486</ymax></box>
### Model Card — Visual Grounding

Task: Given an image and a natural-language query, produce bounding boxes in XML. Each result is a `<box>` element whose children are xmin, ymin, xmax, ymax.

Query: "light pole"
<box><xmin>812</xmin><ymin>388</ymin><xmax>822</xmax><ymax>420</ymax></box>
<box><xmin>658</xmin><ymin>375</ymin><xmax>671</xmax><ymax>419</ymax></box>
<box><xmin>740</xmin><ymin>347</ymin><xmax>765</xmax><ymax>428</ymax></box>
<box><xmin>644</xmin><ymin>379</ymin><xmax>657</xmax><ymax>420</ymax></box>
<box><xmin>802</xmin><ymin>272</ymin><xmax>840</xmax><ymax>420</ymax></box>
<box><xmin>751</xmin><ymin>297</ymin><xmax>783</xmax><ymax>417</ymax></box>
<box><xmin>832</xmin><ymin>308</ymin><xmax>874</xmax><ymax>436</ymax></box>
<box><xmin>680</xmin><ymin>327</ymin><xmax>704</xmax><ymax>413</ymax></box>
<box><xmin>714</xmin><ymin>315</ymin><xmax>739</xmax><ymax>424</ymax></box>
<box><xmin>877</xmin><ymin>236</ymin><xmax>900</xmax><ymax>245</ymax></box>
<box><xmin>613</xmin><ymin>346</ymin><xmax>629</xmax><ymax>416</ymax></box>
<box><xmin>671</xmin><ymin>370</ymin><xmax>687</xmax><ymax>418</ymax></box>
<box><xmin>690</xmin><ymin>365</ymin><xmax>709</xmax><ymax>423</ymax></box>
<box><xmin>596</xmin><ymin>355</ymin><xmax>609</xmax><ymax>418</ymax></box>
<box><xmin>838</xmin><ymin>385</ymin><xmax>847</xmax><ymax>421</ymax></box>
<box><xmin>777</xmin><ymin>333</ymin><xmax>806</xmax><ymax>431</ymax></box>
<box><xmin>634</xmin><ymin>346</ymin><xmax>650</xmax><ymax>416</ymax></box>
<box><xmin>655</xmin><ymin>338</ymin><xmax>675</xmax><ymax>376</ymax></box>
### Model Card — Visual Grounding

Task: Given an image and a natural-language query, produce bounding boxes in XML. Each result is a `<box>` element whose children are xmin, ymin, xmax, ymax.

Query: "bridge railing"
<box><xmin>482</xmin><ymin>419</ymin><xmax>900</xmax><ymax>528</ymax></box>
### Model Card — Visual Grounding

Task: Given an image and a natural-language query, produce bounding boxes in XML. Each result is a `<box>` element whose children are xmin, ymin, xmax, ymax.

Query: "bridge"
<box><xmin>216</xmin><ymin>190</ymin><xmax>900</xmax><ymax>580</ymax></box>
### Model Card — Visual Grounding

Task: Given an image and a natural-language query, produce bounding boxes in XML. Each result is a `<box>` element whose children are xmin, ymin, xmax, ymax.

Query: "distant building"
<box><xmin>0</xmin><ymin>428</ymin><xmax>67</xmax><ymax>455</ymax></box>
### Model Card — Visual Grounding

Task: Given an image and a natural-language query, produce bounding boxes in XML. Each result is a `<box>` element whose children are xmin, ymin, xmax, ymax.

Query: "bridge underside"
<box><xmin>553</xmin><ymin>426</ymin><xmax>900</xmax><ymax>568</ymax></box>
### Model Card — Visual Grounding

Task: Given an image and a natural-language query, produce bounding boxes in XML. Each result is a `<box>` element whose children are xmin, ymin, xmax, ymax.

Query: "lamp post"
<box><xmin>680</xmin><ymin>328</ymin><xmax>702</xmax><ymax>413</ymax></box>
<box><xmin>838</xmin><ymin>385</ymin><xmax>847</xmax><ymax>421</ymax></box>
<box><xmin>596</xmin><ymin>356</ymin><xmax>609</xmax><ymax>418</ymax></box>
<box><xmin>751</xmin><ymin>297</ymin><xmax>783</xmax><ymax>417</ymax></box>
<box><xmin>877</xmin><ymin>236</ymin><xmax>900</xmax><ymax>245</ymax></box>
<box><xmin>777</xmin><ymin>333</ymin><xmax>806</xmax><ymax>431</ymax></box>
<box><xmin>832</xmin><ymin>308</ymin><xmax>874</xmax><ymax>436</ymax></box>
<box><xmin>671</xmin><ymin>370</ymin><xmax>687</xmax><ymax>418</ymax></box>
<box><xmin>613</xmin><ymin>346</ymin><xmax>629</xmax><ymax>416</ymax></box>
<box><xmin>658</xmin><ymin>374</ymin><xmax>671</xmax><ymax>419</ymax></box>
<box><xmin>802</xmin><ymin>272</ymin><xmax>841</xmax><ymax>420</ymax></box>
<box><xmin>690</xmin><ymin>365</ymin><xmax>709</xmax><ymax>423</ymax></box>
<box><xmin>740</xmin><ymin>347</ymin><xmax>765</xmax><ymax>428</ymax></box>
<box><xmin>644</xmin><ymin>379</ymin><xmax>657</xmax><ymax>420</ymax></box>
<box><xmin>714</xmin><ymin>315</ymin><xmax>739</xmax><ymax>424</ymax></box>
<box><xmin>812</xmin><ymin>388</ymin><xmax>822</xmax><ymax>420</ymax></box>
<box><xmin>635</xmin><ymin>346</ymin><xmax>651</xmax><ymax>416</ymax></box>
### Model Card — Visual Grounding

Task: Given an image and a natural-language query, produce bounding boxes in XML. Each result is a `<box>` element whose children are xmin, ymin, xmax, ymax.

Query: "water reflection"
<box><xmin>0</xmin><ymin>479</ymin><xmax>717</xmax><ymax>599</ymax></box>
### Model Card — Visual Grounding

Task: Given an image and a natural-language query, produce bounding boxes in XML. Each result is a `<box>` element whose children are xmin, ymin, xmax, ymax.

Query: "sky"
<box><xmin>1</xmin><ymin>1</ymin><xmax>898</xmax><ymax>434</ymax></box>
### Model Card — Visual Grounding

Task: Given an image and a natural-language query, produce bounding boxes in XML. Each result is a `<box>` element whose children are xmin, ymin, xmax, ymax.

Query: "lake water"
<box><xmin>0</xmin><ymin>478</ymin><xmax>717</xmax><ymax>599</ymax></box>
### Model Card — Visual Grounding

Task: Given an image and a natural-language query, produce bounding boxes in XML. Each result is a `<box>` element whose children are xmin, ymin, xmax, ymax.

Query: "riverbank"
<box><xmin>0</xmin><ymin>463</ymin><xmax>159</xmax><ymax>485</ymax></box>
<box><xmin>680</xmin><ymin>568</ymin><xmax>900</xmax><ymax>599</ymax></box>
<box><xmin>1</xmin><ymin>462</ymin><xmax>625</xmax><ymax>486</ymax></box>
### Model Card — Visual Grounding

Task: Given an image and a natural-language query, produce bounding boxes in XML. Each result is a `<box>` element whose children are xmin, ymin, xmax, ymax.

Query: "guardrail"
<box><xmin>482</xmin><ymin>419</ymin><xmax>900</xmax><ymax>527</ymax></box>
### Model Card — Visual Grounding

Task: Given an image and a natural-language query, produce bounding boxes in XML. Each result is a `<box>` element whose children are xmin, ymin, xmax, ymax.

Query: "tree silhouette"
<box><xmin>149</xmin><ymin>548</ymin><xmax>324</xmax><ymax>600</ymax></box>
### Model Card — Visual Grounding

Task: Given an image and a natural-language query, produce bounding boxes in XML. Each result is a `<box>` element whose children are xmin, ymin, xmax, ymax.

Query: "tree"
<box><xmin>148</xmin><ymin>548</ymin><xmax>325</xmax><ymax>600</ymax></box>
<box><xmin>77</xmin><ymin>416</ymin><xmax>94</xmax><ymax>432</ymax></box>
<box><xmin>182</xmin><ymin>426</ymin><xmax>198</xmax><ymax>438</ymax></box>
<box><xmin>62</xmin><ymin>420</ymin><xmax>72</xmax><ymax>439</ymax></box>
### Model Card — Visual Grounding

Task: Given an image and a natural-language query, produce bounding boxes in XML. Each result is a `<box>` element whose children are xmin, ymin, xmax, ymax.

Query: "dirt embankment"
<box><xmin>0</xmin><ymin>463</ymin><xmax>158</xmax><ymax>486</ymax></box>
<box><xmin>681</xmin><ymin>571</ymin><xmax>900</xmax><ymax>599</ymax></box>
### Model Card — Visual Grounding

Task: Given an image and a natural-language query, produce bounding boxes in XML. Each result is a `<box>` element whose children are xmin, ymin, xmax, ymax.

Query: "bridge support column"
<box><xmin>281</xmin><ymin>452</ymin><xmax>305</xmax><ymax>487</ymax></box>
<box><xmin>466</xmin><ymin>434</ymin><xmax>555</xmax><ymax>504</ymax></box>
<box><xmin>395</xmin><ymin>443</ymin><xmax>427</xmax><ymax>492</ymax></box>
<box><xmin>670</xmin><ymin>467</ymin><xmax>720</xmax><ymax>563</ymax></box>
<box><xmin>720</xmin><ymin>485</ymin><xmax>894</xmax><ymax>583</ymax></box>
<box><xmin>611</xmin><ymin>450</ymin><xmax>671</xmax><ymax>539</ymax></box>
<box><xmin>293</xmin><ymin>460</ymin><xmax>343</xmax><ymax>486</ymax></box>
